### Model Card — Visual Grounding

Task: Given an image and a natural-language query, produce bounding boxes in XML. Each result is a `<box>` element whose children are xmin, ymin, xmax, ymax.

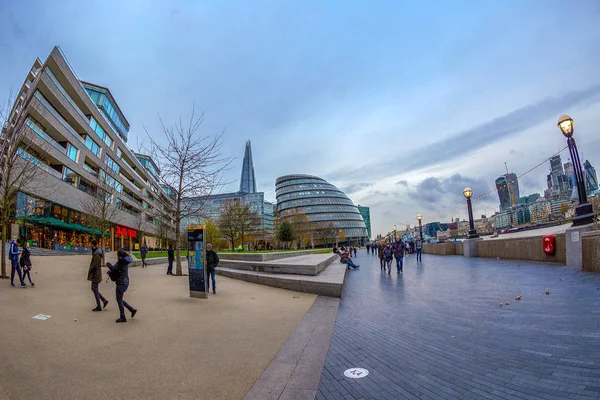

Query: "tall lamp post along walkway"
<box><xmin>557</xmin><ymin>115</ymin><xmax>595</xmax><ymax>226</ymax></box>
<box><xmin>463</xmin><ymin>187</ymin><xmax>479</xmax><ymax>239</ymax></box>
<box><xmin>417</xmin><ymin>214</ymin><xmax>423</xmax><ymax>239</ymax></box>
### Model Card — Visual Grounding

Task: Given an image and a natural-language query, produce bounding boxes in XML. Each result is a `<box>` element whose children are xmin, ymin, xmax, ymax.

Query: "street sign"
<box><xmin>187</xmin><ymin>225</ymin><xmax>207</xmax><ymax>299</ymax></box>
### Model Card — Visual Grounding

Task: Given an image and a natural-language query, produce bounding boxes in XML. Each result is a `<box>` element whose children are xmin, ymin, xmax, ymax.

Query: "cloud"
<box><xmin>411</xmin><ymin>173</ymin><xmax>494</xmax><ymax>210</ymax></box>
<box><xmin>340</xmin><ymin>182</ymin><xmax>374</xmax><ymax>194</ymax></box>
<box><xmin>395</xmin><ymin>180</ymin><xmax>408</xmax><ymax>186</ymax></box>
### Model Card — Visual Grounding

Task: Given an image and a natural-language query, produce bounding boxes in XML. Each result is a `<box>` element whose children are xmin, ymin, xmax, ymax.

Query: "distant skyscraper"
<box><xmin>547</xmin><ymin>155</ymin><xmax>569</xmax><ymax>198</ymax></box>
<box><xmin>239</xmin><ymin>140</ymin><xmax>257</xmax><ymax>193</ymax></box>
<box><xmin>584</xmin><ymin>159</ymin><xmax>598</xmax><ymax>194</ymax></box>
<box><xmin>495</xmin><ymin>172</ymin><xmax>519</xmax><ymax>211</ymax></box>
<box><xmin>357</xmin><ymin>206</ymin><xmax>371</xmax><ymax>239</ymax></box>
<box><xmin>564</xmin><ymin>161</ymin><xmax>576</xmax><ymax>190</ymax></box>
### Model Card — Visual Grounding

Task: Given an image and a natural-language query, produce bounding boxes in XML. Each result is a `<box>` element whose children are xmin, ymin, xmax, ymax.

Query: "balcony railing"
<box><xmin>17</xmin><ymin>149</ymin><xmax>62</xmax><ymax>179</ymax></box>
<box><xmin>122</xmin><ymin>191</ymin><xmax>142</xmax><ymax>206</ymax></box>
<box><xmin>33</xmin><ymin>90</ymin><xmax>85</xmax><ymax>145</ymax></box>
<box><xmin>43</xmin><ymin>68</ymin><xmax>89</xmax><ymax>123</ymax></box>
<box><xmin>24</xmin><ymin>120</ymin><xmax>67</xmax><ymax>155</ymax></box>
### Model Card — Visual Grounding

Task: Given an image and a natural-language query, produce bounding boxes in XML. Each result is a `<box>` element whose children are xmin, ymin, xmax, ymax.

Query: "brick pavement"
<box><xmin>317</xmin><ymin>252</ymin><xmax>600</xmax><ymax>399</ymax></box>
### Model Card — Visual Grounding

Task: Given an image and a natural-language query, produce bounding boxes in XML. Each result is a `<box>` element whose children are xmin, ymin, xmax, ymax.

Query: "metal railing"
<box><xmin>33</xmin><ymin>91</ymin><xmax>85</xmax><ymax>144</ymax></box>
<box><xmin>17</xmin><ymin>149</ymin><xmax>62</xmax><ymax>179</ymax></box>
<box><xmin>24</xmin><ymin>119</ymin><xmax>67</xmax><ymax>155</ymax></box>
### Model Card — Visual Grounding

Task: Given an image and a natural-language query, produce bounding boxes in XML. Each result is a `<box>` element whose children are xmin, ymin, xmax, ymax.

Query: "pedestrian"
<box><xmin>20</xmin><ymin>241</ymin><xmax>34</xmax><ymax>287</ymax></box>
<box><xmin>10</xmin><ymin>239</ymin><xmax>25</xmax><ymax>287</ymax></box>
<box><xmin>206</xmin><ymin>243</ymin><xmax>219</xmax><ymax>294</ymax></box>
<box><xmin>383</xmin><ymin>243</ymin><xmax>393</xmax><ymax>274</ymax></box>
<box><xmin>416</xmin><ymin>237</ymin><xmax>423</xmax><ymax>262</ymax></box>
<box><xmin>366</xmin><ymin>244</ymin><xmax>370</xmax><ymax>255</ymax></box>
<box><xmin>140</xmin><ymin>241</ymin><xmax>148</xmax><ymax>268</ymax></box>
<box><xmin>405</xmin><ymin>241</ymin><xmax>411</xmax><ymax>257</ymax></box>
<box><xmin>378</xmin><ymin>242</ymin><xmax>385</xmax><ymax>270</ymax></box>
<box><xmin>107</xmin><ymin>248</ymin><xmax>137</xmax><ymax>323</ymax></box>
<box><xmin>167</xmin><ymin>244</ymin><xmax>175</xmax><ymax>275</ymax></box>
<box><xmin>392</xmin><ymin>236</ymin><xmax>405</xmax><ymax>274</ymax></box>
<box><xmin>341</xmin><ymin>249</ymin><xmax>360</xmax><ymax>269</ymax></box>
<box><xmin>352</xmin><ymin>246</ymin><xmax>357</xmax><ymax>257</ymax></box>
<box><xmin>88</xmin><ymin>240</ymin><xmax>108</xmax><ymax>312</ymax></box>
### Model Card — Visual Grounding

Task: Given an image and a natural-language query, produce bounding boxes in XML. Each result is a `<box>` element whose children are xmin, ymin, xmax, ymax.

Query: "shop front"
<box><xmin>113</xmin><ymin>225</ymin><xmax>138</xmax><ymax>251</ymax></box>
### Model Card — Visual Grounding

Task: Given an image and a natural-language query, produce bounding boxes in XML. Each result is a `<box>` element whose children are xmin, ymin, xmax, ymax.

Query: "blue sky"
<box><xmin>1</xmin><ymin>0</ymin><xmax>599</xmax><ymax>237</ymax></box>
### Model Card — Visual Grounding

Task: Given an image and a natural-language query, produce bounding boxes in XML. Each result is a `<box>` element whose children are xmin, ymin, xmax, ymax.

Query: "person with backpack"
<box><xmin>139</xmin><ymin>241</ymin><xmax>148</xmax><ymax>268</ymax></box>
<box><xmin>415</xmin><ymin>237</ymin><xmax>423</xmax><ymax>262</ymax></box>
<box><xmin>20</xmin><ymin>241</ymin><xmax>34</xmax><ymax>287</ymax></box>
<box><xmin>107</xmin><ymin>249</ymin><xmax>137</xmax><ymax>323</ymax></box>
<box><xmin>88</xmin><ymin>240</ymin><xmax>108</xmax><ymax>311</ymax></box>
<box><xmin>167</xmin><ymin>244</ymin><xmax>175</xmax><ymax>275</ymax></box>
<box><xmin>206</xmin><ymin>243</ymin><xmax>219</xmax><ymax>294</ymax></box>
<box><xmin>10</xmin><ymin>239</ymin><xmax>25</xmax><ymax>287</ymax></box>
<box><xmin>383</xmin><ymin>243</ymin><xmax>393</xmax><ymax>274</ymax></box>
<box><xmin>392</xmin><ymin>236</ymin><xmax>405</xmax><ymax>274</ymax></box>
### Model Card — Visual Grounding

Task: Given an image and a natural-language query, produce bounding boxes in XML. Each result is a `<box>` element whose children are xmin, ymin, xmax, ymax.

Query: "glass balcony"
<box><xmin>33</xmin><ymin>90</ymin><xmax>85</xmax><ymax>145</ymax></box>
<box><xmin>17</xmin><ymin>149</ymin><xmax>62</xmax><ymax>179</ymax></box>
<box><xmin>24</xmin><ymin>118</ymin><xmax>67</xmax><ymax>155</ymax></box>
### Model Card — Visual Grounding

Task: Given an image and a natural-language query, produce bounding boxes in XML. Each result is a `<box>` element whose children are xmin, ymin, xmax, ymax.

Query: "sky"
<box><xmin>1</xmin><ymin>0</ymin><xmax>600</xmax><ymax>238</ymax></box>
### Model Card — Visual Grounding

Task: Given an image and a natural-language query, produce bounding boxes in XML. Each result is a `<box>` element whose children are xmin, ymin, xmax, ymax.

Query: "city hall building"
<box><xmin>3</xmin><ymin>46</ymin><xmax>174</xmax><ymax>251</ymax></box>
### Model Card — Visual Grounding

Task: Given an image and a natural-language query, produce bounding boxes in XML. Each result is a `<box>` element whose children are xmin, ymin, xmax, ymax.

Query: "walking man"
<box><xmin>392</xmin><ymin>236</ymin><xmax>405</xmax><ymax>274</ymax></box>
<box><xmin>88</xmin><ymin>240</ymin><xmax>108</xmax><ymax>311</ymax></box>
<box><xmin>107</xmin><ymin>249</ymin><xmax>137</xmax><ymax>323</ymax></box>
<box><xmin>206</xmin><ymin>243</ymin><xmax>219</xmax><ymax>294</ymax></box>
<box><xmin>167</xmin><ymin>244</ymin><xmax>175</xmax><ymax>275</ymax></box>
<box><xmin>416</xmin><ymin>237</ymin><xmax>423</xmax><ymax>262</ymax></box>
<box><xmin>10</xmin><ymin>239</ymin><xmax>25</xmax><ymax>287</ymax></box>
<box><xmin>140</xmin><ymin>241</ymin><xmax>148</xmax><ymax>268</ymax></box>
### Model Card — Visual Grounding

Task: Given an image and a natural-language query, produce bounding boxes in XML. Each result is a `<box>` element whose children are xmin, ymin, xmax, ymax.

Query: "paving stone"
<box><xmin>318</xmin><ymin>253</ymin><xmax>600</xmax><ymax>399</ymax></box>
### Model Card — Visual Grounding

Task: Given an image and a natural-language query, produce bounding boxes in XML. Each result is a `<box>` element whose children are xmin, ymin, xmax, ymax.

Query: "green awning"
<box><xmin>25</xmin><ymin>217</ymin><xmax>108</xmax><ymax>236</ymax></box>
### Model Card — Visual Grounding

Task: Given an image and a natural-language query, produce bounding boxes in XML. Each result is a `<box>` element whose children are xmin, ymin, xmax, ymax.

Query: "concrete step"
<box><xmin>219</xmin><ymin>253</ymin><xmax>338</xmax><ymax>276</ymax></box>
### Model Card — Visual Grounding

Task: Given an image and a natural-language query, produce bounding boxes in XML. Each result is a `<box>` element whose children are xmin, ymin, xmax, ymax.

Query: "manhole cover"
<box><xmin>344</xmin><ymin>368</ymin><xmax>369</xmax><ymax>379</ymax></box>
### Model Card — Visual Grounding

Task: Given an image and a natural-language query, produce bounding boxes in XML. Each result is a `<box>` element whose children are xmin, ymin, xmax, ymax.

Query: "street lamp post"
<box><xmin>417</xmin><ymin>214</ymin><xmax>423</xmax><ymax>240</ymax></box>
<box><xmin>557</xmin><ymin>115</ymin><xmax>595</xmax><ymax>226</ymax></box>
<box><xmin>463</xmin><ymin>187</ymin><xmax>479</xmax><ymax>239</ymax></box>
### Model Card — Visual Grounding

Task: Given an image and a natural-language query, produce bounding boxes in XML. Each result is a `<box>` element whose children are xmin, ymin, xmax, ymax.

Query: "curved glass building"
<box><xmin>275</xmin><ymin>174</ymin><xmax>368</xmax><ymax>240</ymax></box>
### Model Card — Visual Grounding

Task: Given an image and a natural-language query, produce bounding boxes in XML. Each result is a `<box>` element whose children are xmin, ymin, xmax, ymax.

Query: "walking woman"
<box><xmin>107</xmin><ymin>249</ymin><xmax>137</xmax><ymax>323</ymax></box>
<box><xmin>383</xmin><ymin>243</ymin><xmax>393</xmax><ymax>275</ymax></box>
<box><xmin>20</xmin><ymin>241</ymin><xmax>34</xmax><ymax>287</ymax></box>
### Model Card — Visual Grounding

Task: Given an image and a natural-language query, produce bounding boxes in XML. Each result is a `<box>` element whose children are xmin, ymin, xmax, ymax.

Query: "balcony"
<box><xmin>43</xmin><ymin>68</ymin><xmax>90</xmax><ymax>124</ymax></box>
<box><xmin>24</xmin><ymin>119</ymin><xmax>67</xmax><ymax>156</ymax></box>
<box><xmin>17</xmin><ymin>149</ymin><xmax>62</xmax><ymax>180</ymax></box>
<box><xmin>33</xmin><ymin>91</ymin><xmax>85</xmax><ymax>145</ymax></box>
<box><xmin>122</xmin><ymin>191</ymin><xmax>142</xmax><ymax>207</ymax></box>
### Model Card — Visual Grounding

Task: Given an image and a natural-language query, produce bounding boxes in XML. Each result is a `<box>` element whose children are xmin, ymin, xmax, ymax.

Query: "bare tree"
<box><xmin>236</xmin><ymin>202</ymin><xmax>261</xmax><ymax>251</ymax></box>
<box><xmin>146</xmin><ymin>108</ymin><xmax>232</xmax><ymax>275</ymax></box>
<box><xmin>132</xmin><ymin>208</ymin><xmax>149</xmax><ymax>248</ymax></box>
<box><xmin>80</xmin><ymin>170</ymin><xmax>121</xmax><ymax>264</ymax></box>
<box><xmin>218</xmin><ymin>200</ymin><xmax>240</xmax><ymax>250</ymax></box>
<box><xmin>0</xmin><ymin>93</ymin><xmax>50</xmax><ymax>279</ymax></box>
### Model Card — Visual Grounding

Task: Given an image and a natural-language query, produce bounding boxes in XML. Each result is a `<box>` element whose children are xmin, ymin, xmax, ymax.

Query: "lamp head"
<box><xmin>393</xmin><ymin>224</ymin><xmax>396</xmax><ymax>230</ymax></box>
<box><xmin>557</xmin><ymin>114</ymin><xmax>574</xmax><ymax>138</ymax></box>
<box><xmin>417</xmin><ymin>214</ymin><xmax>423</xmax><ymax>221</ymax></box>
<box><xmin>463</xmin><ymin>187</ymin><xmax>473</xmax><ymax>199</ymax></box>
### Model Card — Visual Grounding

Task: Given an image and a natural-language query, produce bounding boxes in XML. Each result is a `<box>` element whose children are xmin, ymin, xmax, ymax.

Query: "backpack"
<box><xmin>106</xmin><ymin>263</ymin><xmax>119</xmax><ymax>282</ymax></box>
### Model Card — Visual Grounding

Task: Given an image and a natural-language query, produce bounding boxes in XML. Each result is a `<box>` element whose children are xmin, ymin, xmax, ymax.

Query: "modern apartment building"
<box><xmin>3</xmin><ymin>46</ymin><xmax>173</xmax><ymax>251</ymax></box>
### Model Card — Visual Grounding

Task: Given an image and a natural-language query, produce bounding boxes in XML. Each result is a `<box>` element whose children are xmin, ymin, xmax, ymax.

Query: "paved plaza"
<box><xmin>317</xmin><ymin>252</ymin><xmax>600</xmax><ymax>400</ymax></box>
<box><xmin>0</xmin><ymin>255</ymin><xmax>316</xmax><ymax>400</ymax></box>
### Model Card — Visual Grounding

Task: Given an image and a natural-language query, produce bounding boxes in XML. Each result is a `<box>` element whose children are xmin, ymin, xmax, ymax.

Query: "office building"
<box><xmin>495</xmin><ymin>172</ymin><xmax>519</xmax><ymax>212</ymax></box>
<box><xmin>546</xmin><ymin>155</ymin><xmax>570</xmax><ymax>198</ymax></box>
<box><xmin>584</xmin><ymin>160</ymin><xmax>598</xmax><ymax>195</ymax></box>
<box><xmin>357</xmin><ymin>205</ymin><xmax>371</xmax><ymax>239</ymax></box>
<box><xmin>275</xmin><ymin>174</ymin><xmax>368</xmax><ymax>242</ymax></box>
<box><xmin>4</xmin><ymin>46</ymin><xmax>173</xmax><ymax>251</ymax></box>
<box><xmin>182</xmin><ymin>140</ymin><xmax>274</xmax><ymax>234</ymax></box>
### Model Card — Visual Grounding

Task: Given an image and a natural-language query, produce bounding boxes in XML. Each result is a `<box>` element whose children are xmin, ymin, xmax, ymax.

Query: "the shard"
<box><xmin>239</xmin><ymin>140</ymin><xmax>257</xmax><ymax>193</ymax></box>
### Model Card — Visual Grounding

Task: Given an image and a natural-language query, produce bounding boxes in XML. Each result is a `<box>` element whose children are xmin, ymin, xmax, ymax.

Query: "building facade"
<box><xmin>584</xmin><ymin>159</ymin><xmax>598</xmax><ymax>195</ymax></box>
<box><xmin>357</xmin><ymin>205</ymin><xmax>371</xmax><ymax>239</ymax></box>
<box><xmin>275</xmin><ymin>174</ymin><xmax>368</xmax><ymax>242</ymax></box>
<box><xmin>495</xmin><ymin>172</ymin><xmax>519</xmax><ymax>212</ymax></box>
<box><xmin>4</xmin><ymin>46</ymin><xmax>173</xmax><ymax>251</ymax></box>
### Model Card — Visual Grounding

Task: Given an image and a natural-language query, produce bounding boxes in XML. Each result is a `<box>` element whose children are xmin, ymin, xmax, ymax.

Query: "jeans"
<box><xmin>345</xmin><ymin>259</ymin><xmax>358</xmax><ymax>269</ymax></box>
<box><xmin>23</xmin><ymin>268</ymin><xmax>33</xmax><ymax>284</ymax></box>
<box><xmin>380</xmin><ymin>258</ymin><xmax>385</xmax><ymax>269</ymax></box>
<box><xmin>395</xmin><ymin>257</ymin><xmax>403</xmax><ymax>272</ymax></box>
<box><xmin>207</xmin><ymin>269</ymin><xmax>216</xmax><ymax>292</ymax></box>
<box><xmin>116</xmin><ymin>284</ymin><xmax>134</xmax><ymax>318</ymax></box>
<box><xmin>167</xmin><ymin>259</ymin><xmax>173</xmax><ymax>274</ymax></box>
<box><xmin>91</xmin><ymin>282</ymin><xmax>107</xmax><ymax>308</ymax></box>
<box><xmin>416</xmin><ymin>249</ymin><xmax>422</xmax><ymax>261</ymax></box>
<box><xmin>11</xmin><ymin>260</ymin><xmax>24</xmax><ymax>285</ymax></box>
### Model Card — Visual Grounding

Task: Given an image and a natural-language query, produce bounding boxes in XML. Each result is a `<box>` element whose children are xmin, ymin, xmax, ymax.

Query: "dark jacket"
<box><xmin>20</xmin><ymin>247</ymin><xmax>32</xmax><ymax>267</ymax></box>
<box><xmin>168</xmin><ymin>247</ymin><xmax>175</xmax><ymax>261</ymax></box>
<box><xmin>383</xmin><ymin>247</ymin><xmax>393</xmax><ymax>261</ymax></box>
<box><xmin>140</xmin><ymin>245</ymin><xmax>148</xmax><ymax>258</ymax></box>
<box><xmin>87</xmin><ymin>248</ymin><xmax>103</xmax><ymax>283</ymax></box>
<box><xmin>392</xmin><ymin>241</ymin><xmax>404</xmax><ymax>259</ymax></box>
<box><xmin>377</xmin><ymin>244</ymin><xmax>385</xmax><ymax>259</ymax></box>
<box><xmin>206</xmin><ymin>249</ymin><xmax>219</xmax><ymax>272</ymax></box>
<box><xmin>9</xmin><ymin>241</ymin><xmax>19</xmax><ymax>263</ymax></box>
<box><xmin>416</xmin><ymin>239</ymin><xmax>423</xmax><ymax>250</ymax></box>
<box><xmin>107</xmin><ymin>256</ymin><xmax>133</xmax><ymax>286</ymax></box>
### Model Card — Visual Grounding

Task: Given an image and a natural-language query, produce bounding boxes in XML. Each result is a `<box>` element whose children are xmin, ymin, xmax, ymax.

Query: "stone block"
<box><xmin>582</xmin><ymin>230</ymin><xmax>600</xmax><ymax>272</ymax></box>
<box><xmin>566</xmin><ymin>224</ymin><xmax>595</xmax><ymax>269</ymax></box>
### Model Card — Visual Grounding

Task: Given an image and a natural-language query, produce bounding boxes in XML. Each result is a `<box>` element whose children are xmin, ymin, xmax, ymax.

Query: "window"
<box><xmin>116</xmin><ymin>147</ymin><xmax>122</xmax><ymax>158</ymax></box>
<box><xmin>104</xmin><ymin>155</ymin><xmax>120</xmax><ymax>175</ymax></box>
<box><xmin>100</xmin><ymin>170</ymin><xmax>123</xmax><ymax>193</ymax></box>
<box><xmin>89</xmin><ymin>116</ymin><xmax>113</xmax><ymax>148</ymax></box>
<box><xmin>66</xmin><ymin>143</ymin><xmax>78</xmax><ymax>162</ymax></box>
<box><xmin>83</xmin><ymin>162</ymin><xmax>99</xmax><ymax>176</ymax></box>
<box><xmin>63</xmin><ymin>167</ymin><xmax>79</xmax><ymax>187</ymax></box>
<box><xmin>85</xmin><ymin>136</ymin><xmax>101</xmax><ymax>156</ymax></box>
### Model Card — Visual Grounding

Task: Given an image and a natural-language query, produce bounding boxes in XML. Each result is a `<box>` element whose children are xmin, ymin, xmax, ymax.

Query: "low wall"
<box><xmin>129</xmin><ymin>256</ymin><xmax>184</xmax><ymax>267</ymax></box>
<box><xmin>219</xmin><ymin>254</ymin><xmax>337</xmax><ymax>276</ymax></box>
<box><xmin>423</xmin><ymin>234</ymin><xmax>567</xmax><ymax>264</ymax></box>
<box><xmin>219</xmin><ymin>249</ymin><xmax>323</xmax><ymax>262</ymax></box>
<box><xmin>582</xmin><ymin>231</ymin><xmax>600</xmax><ymax>272</ymax></box>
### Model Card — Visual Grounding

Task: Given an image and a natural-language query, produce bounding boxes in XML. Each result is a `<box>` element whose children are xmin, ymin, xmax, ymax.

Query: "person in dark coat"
<box><xmin>167</xmin><ymin>244</ymin><xmax>175</xmax><ymax>275</ymax></box>
<box><xmin>140</xmin><ymin>241</ymin><xmax>148</xmax><ymax>268</ymax></box>
<box><xmin>10</xmin><ymin>239</ymin><xmax>25</xmax><ymax>287</ymax></box>
<box><xmin>20</xmin><ymin>241</ymin><xmax>34</xmax><ymax>287</ymax></box>
<box><xmin>377</xmin><ymin>242</ymin><xmax>386</xmax><ymax>270</ymax></box>
<box><xmin>107</xmin><ymin>248</ymin><xmax>137</xmax><ymax>323</ymax></box>
<box><xmin>391</xmin><ymin>236</ymin><xmax>405</xmax><ymax>274</ymax></box>
<box><xmin>383</xmin><ymin>243</ymin><xmax>393</xmax><ymax>274</ymax></box>
<box><xmin>206</xmin><ymin>243</ymin><xmax>219</xmax><ymax>294</ymax></box>
<box><xmin>88</xmin><ymin>240</ymin><xmax>108</xmax><ymax>311</ymax></box>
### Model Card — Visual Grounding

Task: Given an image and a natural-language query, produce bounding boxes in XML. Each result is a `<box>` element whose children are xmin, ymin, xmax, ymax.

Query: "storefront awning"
<box><xmin>25</xmin><ymin>217</ymin><xmax>109</xmax><ymax>236</ymax></box>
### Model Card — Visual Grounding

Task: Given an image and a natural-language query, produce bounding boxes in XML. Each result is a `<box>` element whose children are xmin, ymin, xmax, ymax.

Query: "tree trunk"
<box><xmin>1</xmin><ymin>223</ymin><xmax>7</xmax><ymax>279</ymax></box>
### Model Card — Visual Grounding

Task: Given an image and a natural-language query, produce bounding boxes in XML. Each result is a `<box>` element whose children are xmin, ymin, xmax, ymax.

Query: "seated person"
<box><xmin>341</xmin><ymin>250</ymin><xmax>360</xmax><ymax>269</ymax></box>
